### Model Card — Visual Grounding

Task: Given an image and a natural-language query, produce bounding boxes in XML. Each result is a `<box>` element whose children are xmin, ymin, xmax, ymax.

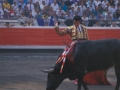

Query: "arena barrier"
<box><xmin>0</xmin><ymin>26</ymin><xmax>120</xmax><ymax>46</ymax></box>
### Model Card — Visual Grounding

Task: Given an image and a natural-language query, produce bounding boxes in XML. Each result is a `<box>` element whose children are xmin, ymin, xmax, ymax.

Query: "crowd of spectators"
<box><xmin>0</xmin><ymin>0</ymin><xmax>120</xmax><ymax>27</ymax></box>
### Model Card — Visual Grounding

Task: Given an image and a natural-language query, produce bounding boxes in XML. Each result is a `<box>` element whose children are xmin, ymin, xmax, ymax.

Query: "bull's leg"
<box><xmin>82</xmin><ymin>81</ymin><xmax>89</xmax><ymax>90</ymax></box>
<box><xmin>115</xmin><ymin>65</ymin><xmax>120</xmax><ymax>90</ymax></box>
<box><xmin>77</xmin><ymin>78</ymin><xmax>82</xmax><ymax>90</ymax></box>
<box><xmin>77</xmin><ymin>74</ymin><xmax>89</xmax><ymax>90</ymax></box>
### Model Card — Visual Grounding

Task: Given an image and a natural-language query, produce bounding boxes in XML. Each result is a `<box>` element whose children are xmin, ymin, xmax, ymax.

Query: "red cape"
<box><xmin>83</xmin><ymin>70</ymin><xmax>111</xmax><ymax>85</ymax></box>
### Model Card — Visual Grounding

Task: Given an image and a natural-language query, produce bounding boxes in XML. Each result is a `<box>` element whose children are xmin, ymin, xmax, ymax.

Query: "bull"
<box><xmin>41</xmin><ymin>39</ymin><xmax>120</xmax><ymax>90</ymax></box>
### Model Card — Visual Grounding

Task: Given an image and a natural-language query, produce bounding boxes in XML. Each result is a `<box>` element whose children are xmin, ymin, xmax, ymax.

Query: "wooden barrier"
<box><xmin>0</xmin><ymin>26</ymin><xmax>120</xmax><ymax>45</ymax></box>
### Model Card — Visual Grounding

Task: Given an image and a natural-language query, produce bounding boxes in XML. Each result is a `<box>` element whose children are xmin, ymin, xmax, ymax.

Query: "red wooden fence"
<box><xmin>0</xmin><ymin>27</ymin><xmax>120</xmax><ymax>45</ymax></box>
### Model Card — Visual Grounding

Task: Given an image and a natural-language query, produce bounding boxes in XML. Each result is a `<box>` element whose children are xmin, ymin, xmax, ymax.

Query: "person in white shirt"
<box><xmin>87</xmin><ymin>2</ymin><xmax>95</xmax><ymax>12</ymax></box>
<box><xmin>65</xmin><ymin>11</ymin><xmax>73</xmax><ymax>20</ymax></box>
<box><xmin>56</xmin><ymin>7</ymin><xmax>65</xmax><ymax>17</ymax></box>
<box><xmin>94</xmin><ymin>0</ymin><xmax>101</xmax><ymax>7</ymax></box>
<box><xmin>50</xmin><ymin>0</ymin><xmax>59</xmax><ymax>12</ymax></box>
<box><xmin>79</xmin><ymin>3</ymin><xmax>86</xmax><ymax>14</ymax></box>
<box><xmin>15</xmin><ymin>5</ymin><xmax>23</xmax><ymax>16</ymax></box>
<box><xmin>32</xmin><ymin>7</ymin><xmax>37</xmax><ymax>18</ymax></box>
<box><xmin>102</xmin><ymin>0</ymin><xmax>108</xmax><ymax>9</ymax></box>
<box><xmin>27</xmin><ymin>0</ymin><xmax>34</xmax><ymax>11</ymax></box>
<box><xmin>82</xmin><ymin>14</ymin><xmax>89</xmax><ymax>21</ymax></box>
<box><xmin>71</xmin><ymin>2</ymin><xmax>78</xmax><ymax>11</ymax></box>
<box><xmin>40</xmin><ymin>1</ymin><xmax>46</xmax><ymax>11</ymax></box>
<box><xmin>12</xmin><ymin>1</ymin><xmax>18</xmax><ymax>10</ymax></box>
<box><xmin>77</xmin><ymin>7</ymin><xmax>82</xmax><ymax>16</ymax></box>
<box><xmin>108</xmin><ymin>5</ymin><xmax>117</xmax><ymax>14</ymax></box>
<box><xmin>18</xmin><ymin>0</ymin><xmax>26</xmax><ymax>10</ymax></box>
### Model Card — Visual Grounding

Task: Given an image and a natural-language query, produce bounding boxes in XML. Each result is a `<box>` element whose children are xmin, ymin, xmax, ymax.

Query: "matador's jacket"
<box><xmin>67</xmin><ymin>25</ymin><xmax>88</xmax><ymax>40</ymax></box>
<box><xmin>54</xmin><ymin>25</ymin><xmax>89</xmax><ymax>73</ymax></box>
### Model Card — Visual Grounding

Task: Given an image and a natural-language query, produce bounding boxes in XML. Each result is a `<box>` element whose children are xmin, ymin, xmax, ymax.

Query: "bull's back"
<box><xmin>74</xmin><ymin>39</ymin><xmax>120</xmax><ymax>72</ymax></box>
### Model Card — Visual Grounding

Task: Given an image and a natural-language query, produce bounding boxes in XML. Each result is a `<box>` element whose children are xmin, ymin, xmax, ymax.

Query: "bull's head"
<box><xmin>41</xmin><ymin>60</ymin><xmax>77</xmax><ymax>90</ymax></box>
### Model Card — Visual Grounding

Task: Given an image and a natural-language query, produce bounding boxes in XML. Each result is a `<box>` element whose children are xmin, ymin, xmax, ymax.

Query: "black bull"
<box><xmin>41</xmin><ymin>39</ymin><xmax>120</xmax><ymax>90</ymax></box>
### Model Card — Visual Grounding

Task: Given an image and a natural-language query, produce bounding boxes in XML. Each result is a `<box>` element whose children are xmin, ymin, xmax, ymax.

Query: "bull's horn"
<box><xmin>40</xmin><ymin>68</ymin><xmax>54</xmax><ymax>73</ymax></box>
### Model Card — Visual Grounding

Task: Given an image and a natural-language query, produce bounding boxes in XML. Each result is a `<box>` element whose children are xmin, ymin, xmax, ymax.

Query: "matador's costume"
<box><xmin>54</xmin><ymin>24</ymin><xmax>89</xmax><ymax>73</ymax></box>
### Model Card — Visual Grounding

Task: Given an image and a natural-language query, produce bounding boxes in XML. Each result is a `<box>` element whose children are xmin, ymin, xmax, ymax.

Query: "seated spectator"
<box><xmin>98</xmin><ymin>4</ymin><xmax>104</xmax><ymax>12</ymax></box>
<box><xmin>23</xmin><ymin>5</ymin><xmax>30</xmax><ymax>17</ymax></box>
<box><xmin>76</xmin><ymin>7</ymin><xmax>82</xmax><ymax>17</ymax></box>
<box><xmin>18</xmin><ymin>0</ymin><xmax>26</xmax><ymax>10</ymax></box>
<box><xmin>89</xmin><ymin>13</ymin><xmax>97</xmax><ymax>20</ymax></box>
<box><xmin>58</xmin><ymin>13</ymin><xmax>65</xmax><ymax>19</ymax></box>
<box><xmin>83</xmin><ymin>7</ymin><xmax>92</xmax><ymax>17</ymax></box>
<box><xmin>74</xmin><ymin>12</ymin><xmax>79</xmax><ymax>17</ymax></box>
<box><xmin>82</xmin><ymin>14</ymin><xmax>89</xmax><ymax>21</ymax></box>
<box><xmin>86</xmin><ymin>0</ymin><xmax>91</xmax><ymax>7</ymax></box>
<box><xmin>64</xmin><ymin>0</ymin><xmax>72</xmax><ymax>10</ymax></box>
<box><xmin>102</xmin><ymin>7</ymin><xmax>108</xmax><ymax>19</ymax></box>
<box><xmin>71</xmin><ymin>2</ymin><xmax>78</xmax><ymax>11</ymax></box>
<box><xmin>42</xmin><ymin>12</ymin><xmax>49</xmax><ymax>26</ymax></box>
<box><xmin>79</xmin><ymin>2</ymin><xmax>86</xmax><ymax>15</ymax></box>
<box><xmin>3</xmin><ymin>11</ymin><xmax>10</xmax><ymax>18</ymax></box>
<box><xmin>58</xmin><ymin>13</ymin><xmax>66</xmax><ymax>26</ymax></box>
<box><xmin>56</xmin><ymin>7</ymin><xmax>66</xmax><ymax>17</ymax></box>
<box><xmin>31</xmin><ymin>7</ymin><xmax>37</xmax><ymax>18</ymax></box>
<box><xmin>11</xmin><ymin>1</ymin><xmax>18</xmax><ymax>10</ymax></box>
<box><xmin>102</xmin><ymin>0</ymin><xmax>108</xmax><ymax>9</ymax></box>
<box><xmin>32</xmin><ymin>17</ymin><xmax>39</xmax><ymax>26</ymax></box>
<box><xmin>65</xmin><ymin>11</ymin><xmax>73</xmax><ymax>20</ymax></box>
<box><xmin>27</xmin><ymin>0</ymin><xmax>34</xmax><ymax>11</ymax></box>
<box><xmin>25</xmin><ymin>13</ymin><xmax>34</xmax><ymax>26</ymax></box>
<box><xmin>35</xmin><ymin>11</ymin><xmax>42</xmax><ymax>19</ymax></box>
<box><xmin>105</xmin><ymin>11</ymin><xmax>113</xmax><ymax>20</ymax></box>
<box><xmin>18</xmin><ymin>12</ymin><xmax>27</xmax><ymax>25</ymax></box>
<box><xmin>42</xmin><ymin>5</ymin><xmax>50</xmax><ymax>15</ymax></box>
<box><xmin>40</xmin><ymin>1</ymin><xmax>46</xmax><ymax>11</ymax></box>
<box><xmin>93</xmin><ymin>21</ymin><xmax>101</xmax><ymax>27</ymax></box>
<box><xmin>87</xmin><ymin>1</ymin><xmax>95</xmax><ymax>12</ymax></box>
<box><xmin>50</xmin><ymin>0</ymin><xmax>59</xmax><ymax>12</ymax></box>
<box><xmin>9</xmin><ymin>6</ymin><xmax>15</xmax><ymax>17</ymax></box>
<box><xmin>60</xmin><ymin>1</ymin><xmax>68</xmax><ymax>12</ymax></box>
<box><xmin>111</xmin><ymin>5</ymin><xmax>117</xmax><ymax>14</ymax></box>
<box><xmin>43</xmin><ymin>0</ymin><xmax>49</xmax><ymax>6</ymax></box>
<box><xmin>15</xmin><ymin>5</ymin><xmax>23</xmax><ymax>16</ymax></box>
<box><xmin>3</xmin><ymin>0</ymin><xmax>10</xmax><ymax>10</ymax></box>
<box><xmin>82</xmin><ymin>14</ymin><xmax>89</xmax><ymax>26</ymax></box>
<box><xmin>111</xmin><ymin>21</ymin><xmax>118</xmax><ymax>27</ymax></box>
<box><xmin>34</xmin><ymin>1</ymin><xmax>40</xmax><ymax>12</ymax></box>
<box><xmin>50</xmin><ymin>11</ymin><xmax>58</xmax><ymax>24</ymax></box>
<box><xmin>11</xmin><ymin>11</ymin><xmax>18</xmax><ymax>19</ymax></box>
<box><xmin>96</xmin><ymin>12</ymin><xmax>105</xmax><ymax>20</ymax></box>
<box><xmin>69</xmin><ymin>7</ymin><xmax>76</xmax><ymax>16</ymax></box>
<box><xmin>93</xmin><ymin>6</ymin><xmax>102</xmax><ymax>16</ymax></box>
<box><xmin>48</xmin><ymin>6</ymin><xmax>54</xmax><ymax>16</ymax></box>
<box><xmin>94</xmin><ymin>0</ymin><xmax>101</xmax><ymax>7</ymax></box>
<box><xmin>104</xmin><ymin>21</ymin><xmax>110</xmax><ymax>27</ymax></box>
